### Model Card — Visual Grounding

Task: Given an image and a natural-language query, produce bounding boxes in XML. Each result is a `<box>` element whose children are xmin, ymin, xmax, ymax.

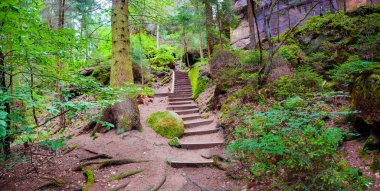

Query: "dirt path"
<box><xmin>0</xmin><ymin>85</ymin><xmax>244</xmax><ymax>191</ymax></box>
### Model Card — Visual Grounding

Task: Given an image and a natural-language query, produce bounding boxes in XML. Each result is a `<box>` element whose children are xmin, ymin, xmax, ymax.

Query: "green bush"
<box><xmin>146</xmin><ymin>111</ymin><xmax>184</xmax><ymax>139</ymax></box>
<box><xmin>278</xmin><ymin>44</ymin><xmax>304</xmax><ymax>65</ymax></box>
<box><xmin>149</xmin><ymin>45</ymin><xmax>175</xmax><ymax>69</ymax></box>
<box><xmin>329</xmin><ymin>56</ymin><xmax>379</xmax><ymax>89</ymax></box>
<box><xmin>274</xmin><ymin>67</ymin><xmax>325</xmax><ymax>99</ymax></box>
<box><xmin>227</xmin><ymin>98</ymin><xmax>370</xmax><ymax>190</ymax></box>
<box><xmin>189</xmin><ymin>62</ymin><xmax>209</xmax><ymax>99</ymax></box>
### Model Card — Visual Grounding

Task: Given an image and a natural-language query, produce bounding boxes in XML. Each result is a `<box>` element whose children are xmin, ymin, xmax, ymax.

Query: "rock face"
<box><xmin>352</xmin><ymin>67</ymin><xmax>380</xmax><ymax>136</ymax></box>
<box><xmin>231</xmin><ymin>0</ymin><xmax>380</xmax><ymax>49</ymax></box>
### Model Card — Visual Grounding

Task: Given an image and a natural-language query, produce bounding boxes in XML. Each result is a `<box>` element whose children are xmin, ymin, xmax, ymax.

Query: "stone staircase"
<box><xmin>166</xmin><ymin>71</ymin><xmax>224</xmax><ymax>168</ymax></box>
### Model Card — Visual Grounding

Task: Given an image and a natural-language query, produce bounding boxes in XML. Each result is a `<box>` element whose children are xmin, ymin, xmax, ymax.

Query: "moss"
<box><xmin>352</xmin><ymin>66</ymin><xmax>380</xmax><ymax>124</ymax></box>
<box><xmin>117</xmin><ymin>118</ymin><xmax>131</xmax><ymax>134</ymax></box>
<box><xmin>168</xmin><ymin>137</ymin><xmax>181</xmax><ymax>148</ymax></box>
<box><xmin>146</xmin><ymin>111</ymin><xmax>184</xmax><ymax>139</ymax></box>
<box><xmin>107</xmin><ymin>169</ymin><xmax>143</xmax><ymax>182</ymax></box>
<box><xmin>92</xmin><ymin>63</ymin><xmax>111</xmax><ymax>85</ymax></box>
<box><xmin>37</xmin><ymin>179</ymin><xmax>65</xmax><ymax>190</ymax></box>
<box><xmin>200</xmin><ymin>113</ymin><xmax>209</xmax><ymax>119</ymax></box>
<box><xmin>370</xmin><ymin>157</ymin><xmax>380</xmax><ymax>172</ymax></box>
<box><xmin>363</xmin><ymin>135</ymin><xmax>378</xmax><ymax>152</ymax></box>
<box><xmin>82</xmin><ymin>169</ymin><xmax>94</xmax><ymax>191</ymax></box>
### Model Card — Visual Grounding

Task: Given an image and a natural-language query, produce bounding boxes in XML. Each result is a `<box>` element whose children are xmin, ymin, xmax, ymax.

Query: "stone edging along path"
<box><xmin>161</xmin><ymin>71</ymin><xmax>225</xmax><ymax>168</ymax></box>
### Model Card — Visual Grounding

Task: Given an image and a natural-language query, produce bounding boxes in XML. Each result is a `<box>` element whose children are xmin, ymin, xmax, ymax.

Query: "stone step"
<box><xmin>167</xmin><ymin>104</ymin><xmax>197</xmax><ymax>111</ymax></box>
<box><xmin>180</xmin><ymin>141</ymin><xmax>224</xmax><ymax>149</ymax></box>
<box><xmin>175</xmin><ymin>108</ymin><xmax>198</xmax><ymax>115</ymax></box>
<box><xmin>168</xmin><ymin>101</ymin><xmax>193</xmax><ymax>105</ymax></box>
<box><xmin>169</xmin><ymin>160</ymin><xmax>213</xmax><ymax>168</ymax></box>
<box><xmin>169</xmin><ymin>94</ymin><xmax>192</xmax><ymax>98</ymax></box>
<box><xmin>184</xmin><ymin>127</ymin><xmax>219</xmax><ymax>136</ymax></box>
<box><xmin>174</xmin><ymin>91</ymin><xmax>192</xmax><ymax>94</ymax></box>
<box><xmin>180</xmin><ymin>114</ymin><xmax>201</xmax><ymax>121</ymax></box>
<box><xmin>184</xmin><ymin>118</ymin><xmax>213</xmax><ymax>128</ymax></box>
<box><xmin>168</xmin><ymin>97</ymin><xmax>193</xmax><ymax>102</ymax></box>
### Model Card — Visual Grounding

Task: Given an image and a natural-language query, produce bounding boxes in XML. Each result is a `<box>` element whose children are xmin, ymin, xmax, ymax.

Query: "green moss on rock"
<box><xmin>168</xmin><ymin>137</ymin><xmax>181</xmax><ymax>148</ymax></box>
<box><xmin>146</xmin><ymin>111</ymin><xmax>184</xmax><ymax>139</ymax></box>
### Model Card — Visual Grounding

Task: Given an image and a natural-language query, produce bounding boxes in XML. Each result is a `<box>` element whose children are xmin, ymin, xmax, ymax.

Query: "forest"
<box><xmin>0</xmin><ymin>0</ymin><xmax>379</xmax><ymax>190</ymax></box>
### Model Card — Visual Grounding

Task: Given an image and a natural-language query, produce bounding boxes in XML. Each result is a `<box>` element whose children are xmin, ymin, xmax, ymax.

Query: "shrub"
<box><xmin>278</xmin><ymin>44</ymin><xmax>304</xmax><ymax>65</ymax></box>
<box><xmin>329</xmin><ymin>56</ymin><xmax>378</xmax><ymax>89</ymax></box>
<box><xmin>146</xmin><ymin>111</ymin><xmax>184</xmax><ymax>139</ymax></box>
<box><xmin>227</xmin><ymin>98</ymin><xmax>370</xmax><ymax>190</ymax></box>
<box><xmin>274</xmin><ymin>67</ymin><xmax>325</xmax><ymax>99</ymax></box>
<box><xmin>189</xmin><ymin>62</ymin><xmax>209</xmax><ymax>99</ymax></box>
<box><xmin>149</xmin><ymin>45</ymin><xmax>175</xmax><ymax>69</ymax></box>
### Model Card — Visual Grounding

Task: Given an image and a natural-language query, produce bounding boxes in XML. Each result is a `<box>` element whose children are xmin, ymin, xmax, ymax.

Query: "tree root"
<box><xmin>107</xmin><ymin>169</ymin><xmax>143</xmax><ymax>182</ymax></box>
<box><xmin>80</xmin><ymin>154</ymin><xmax>113</xmax><ymax>162</ymax></box>
<box><xmin>35</xmin><ymin>179</ymin><xmax>65</xmax><ymax>190</ymax></box>
<box><xmin>97</xmin><ymin>159</ymin><xmax>149</xmax><ymax>169</ymax></box>
<box><xmin>82</xmin><ymin>169</ymin><xmax>95</xmax><ymax>191</ymax></box>
<box><xmin>62</xmin><ymin>144</ymin><xmax>79</xmax><ymax>155</ymax></box>
<box><xmin>83</xmin><ymin>148</ymin><xmax>99</xmax><ymax>155</ymax></box>
<box><xmin>144</xmin><ymin>171</ymin><xmax>166</xmax><ymax>191</ymax></box>
<box><xmin>110</xmin><ymin>181</ymin><xmax>130</xmax><ymax>191</ymax></box>
<box><xmin>74</xmin><ymin>159</ymin><xmax>148</xmax><ymax>171</ymax></box>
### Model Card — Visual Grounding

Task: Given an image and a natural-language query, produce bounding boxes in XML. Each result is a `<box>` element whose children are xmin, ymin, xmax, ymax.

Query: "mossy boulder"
<box><xmin>146</xmin><ymin>111</ymin><xmax>184</xmax><ymax>139</ymax></box>
<box><xmin>168</xmin><ymin>137</ymin><xmax>181</xmax><ymax>148</ymax></box>
<box><xmin>352</xmin><ymin>66</ymin><xmax>380</xmax><ymax>126</ymax></box>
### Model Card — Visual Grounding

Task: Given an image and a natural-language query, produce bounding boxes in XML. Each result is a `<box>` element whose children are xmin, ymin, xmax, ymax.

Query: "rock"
<box><xmin>146</xmin><ymin>111</ymin><xmax>185</xmax><ymax>139</ymax></box>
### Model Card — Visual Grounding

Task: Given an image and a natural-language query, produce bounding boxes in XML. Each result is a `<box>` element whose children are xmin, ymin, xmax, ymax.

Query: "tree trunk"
<box><xmin>251</xmin><ymin>0</ymin><xmax>263</xmax><ymax>65</ymax></box>
<box><xmin>216</xmin><ymin>2</ymin><xmax>223</xmax><ymax>46</ymax></box>
<box><xmin>204</xmin><ymin>0</ymin><xmax>213</xmax><ymax>58</ymax></box>
<box><xmin>58</xmin><ymin>0</ymin><xmax>65</xmax><ymax>29</ymax></box>
<box><xmin>94</xmin><ymin>0</ymin><xmax>141</xmax><ymax>134</ymax></box>
<box><xmin>247</xmin><ymin>0</ymin><xmax>257</xmax><ymax>49</ymax></box>
<box><xmin>0</xmin><ymin>50</ymin><xmax>11</xmax><ymax>156</ymax></box>
<box><xmin>199</xmin><ymin>32</ymin><xmax>204</xmax><ymax>60</ymax></box>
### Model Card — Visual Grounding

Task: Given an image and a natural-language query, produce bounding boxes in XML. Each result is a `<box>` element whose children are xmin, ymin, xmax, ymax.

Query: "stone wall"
<box><xmin>231</xmin><ymin>0</ymin><xmax>380</xmax><ymax>49</ymax></box>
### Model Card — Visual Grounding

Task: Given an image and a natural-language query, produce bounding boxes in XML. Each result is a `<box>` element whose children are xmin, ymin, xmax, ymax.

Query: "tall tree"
<box><xmin>93</xmin><ymin>0</ymin><xmax>141</xmax><ymax>134</ymax></box>
<box><xmin>204</xmin><ymin>0</ymin><xmax>214</xmax><ymax>58</ymax></box>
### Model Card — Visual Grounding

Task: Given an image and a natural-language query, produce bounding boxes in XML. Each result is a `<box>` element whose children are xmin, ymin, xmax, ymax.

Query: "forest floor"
<box><xmin>0</xmin><ymin>86</ymin><xmax>244</xmax><ymax>191</ymax></box>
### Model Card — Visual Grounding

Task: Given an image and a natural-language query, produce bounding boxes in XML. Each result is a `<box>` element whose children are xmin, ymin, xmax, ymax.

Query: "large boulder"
<box><xmin>146</xmin><ymin>111</ymin><xmax>184</xmax><ymax>139</ymax></box>
<box><xmin>352</xmin><ymin>66</ymin><xmax>380</xmax><ymax>148</ymax></box>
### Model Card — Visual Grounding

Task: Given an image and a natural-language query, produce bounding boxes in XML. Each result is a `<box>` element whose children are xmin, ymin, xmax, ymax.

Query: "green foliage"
<box><xmin>146</xmin><ymin>111</ymin><xmax>184</xmax><ymax>139</ymax></box>
<box><xmin>189</xmin><ymin>61</ymin><xmax>209</xmax><ymax>99</ymax></box>
<box><xmin>274</xmin><ymin>67</ymin><xmax>326</xmax><ymax>99</ymax></box>
<box><xmin>278</xmin><ymin>44</ymin><xmax>304</xmax><ymax>65</ymax></box>
<box><xmin>227</xmin><ymin>98</ymin><xmax>370</xmax><ymax>190</ymax></box>
<box><xmin>168</xmin><ymin>137</ymin><xmax>181</xmax><ymax>148</ymax></box>
<box><xmin>82</xmin><ymin>169</ymin><xmax>94</xmax><ymax>191</ymax></box>
<box><xmin>148</xmin><ymin>45</ymin><xmax>176</xmax><ymax>69</ymax></box>
<box><xmin>329</xmin><ymin>56</ymin><xmax>379</xmax><ymax>89</ymax></box>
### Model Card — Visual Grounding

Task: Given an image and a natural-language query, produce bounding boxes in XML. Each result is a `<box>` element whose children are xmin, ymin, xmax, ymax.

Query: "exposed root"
<box><xmin>213</xmin><ymin>157</ymin><xmax>228</xmax><ymax>171</ymax></box>
<box><xmin>110</xmin><ymin>181</ymin><xmax>130</xmax><ymax>191</ymax></box>
<box><xmin>62</xmin><ymin>144</ymin><xmax>79</xmax><ymax>155</ymax></box>
<box><xmin>80</xmin><ymin>154</ymin><xmax>113</xmax><ymax>162</ymax></box>
<box><xmin>83</xmin><ymin>148</ymin><xmax>99</xmax><ymax>155</ymax></box>
<box><xmin>74</xmin><ymin>161</ymin><xmax>101</xmax><ymax>171</ymax></box>
<box><xmin>107</xmin><ymin>169</ymin><xmax>143</xmax><ymax>182</ymax></box>
<box><xmin>35</xmin><ymin>179</ymin><xmax>65</xmax><ymax>190</ymax></box>
<box><xmin>97</xmin><ymin>159</ymin><xmax>149</xmax><ymax>169</ymax></box>
<box><xmin>82</xmin><ymin>169</ymin><xmax>95</xmax><ymax>191</ymax></box>
<box><xmin>74</xmin><ymin>159</ymin><xmax>148</xmax><ymax>171</ymax></box>
<box><xmin>144</xmin><ymin>171</ymin><xmax>166</xmax><ymax>191</ymax></box>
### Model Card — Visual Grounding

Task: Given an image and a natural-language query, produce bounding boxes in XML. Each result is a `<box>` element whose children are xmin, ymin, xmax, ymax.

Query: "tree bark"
<box><xmin>216</xmin><ymin>2</ymin><xmax>223</xmax><ymax>46</ymax></box>
<box><xmin>250</xmin><ymin>0</ymin><xmax>263</xmax><ymax>65</ymax></box>
<box><xmin>94</xmin><ymin>0</ymin><xmax>142</xmax><ymax>134</ymax></box>
<box><xmin>199</xmin><ymin>32</ymin><xmax>204</xmax><ymax>60</ymax></box>
<box><xmin>58</xmin><ymin>0</ymin><xmax>65</xmax><ymax>29</ymax></box>
<box><xmin>247</xmin><ymin>0</ymin><xmax>257</xmax><ymax>48</ymax></box>
<box><xmin>204</xmin><ymin>0</ymin><xmax>213</xmax><ymax>58</ymax></box>
<box><xmin>0</xmin><ymin>49</ymin><xmax>11</xmax><ymax>156</ymax></box>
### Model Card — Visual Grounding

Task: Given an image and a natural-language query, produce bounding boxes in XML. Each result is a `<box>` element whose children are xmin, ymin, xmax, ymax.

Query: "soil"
<box><xmin>0</xmin><ymin>86</ymin><xmax>245</xmax><ymax>191</ymax></box>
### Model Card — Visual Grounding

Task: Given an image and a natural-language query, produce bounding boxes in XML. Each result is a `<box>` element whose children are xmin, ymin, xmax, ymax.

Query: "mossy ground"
<box><xmin>146</xmin><ymin>111</ymin><xmax>184</xmax><ymax>139</ymax></box>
